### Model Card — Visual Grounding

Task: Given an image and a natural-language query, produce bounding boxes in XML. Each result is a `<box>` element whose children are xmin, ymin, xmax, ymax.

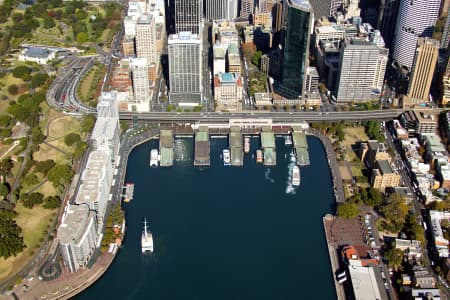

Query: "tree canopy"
<box><xmin>47</xmin><ymin>164</ymin><xmax>73</xmax><ymax>188</ymax></box>
<box><xmin>0</xmin><ymin>209</ymin><xmax>25</xmax><ymax>259</ymax></box>
<box><xmin>64</xmin><ymin>133</ymin><xmax>81</xmax><ymax>146</ymax></box>
<box><xmin>337</xmin><ymin>202</ymin><xmax>359</xmax><ymax>219</ymax></box>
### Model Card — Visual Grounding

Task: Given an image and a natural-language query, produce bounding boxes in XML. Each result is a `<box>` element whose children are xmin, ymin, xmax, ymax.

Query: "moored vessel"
<box><xmin>292</xmin><ymin>165</ymin><xmax>300</xmax><ymax>186</ymax></box>
<box><xmin>244</xmin><ymin>137</ymin><xmax>250</xmax><ymax>154</ymax></box>
<box><xmin>141</xmin><ymin>218</ymin><xmax>154</xmax><ymax>253</ymax></box>
<box><xmin>223</xmin><ymin>149</ymin><xmax>231</xmax><ymax>166</ymax></box>
<box><xmin>150</xmin><ymin>149</ymin><xmax>159</xmax><ymax>167</ymax></box>
<box><xmin>284</xmin><ymin>135</ymin><xmax>293</xmax><ymax>145</ymax></box>
<box><xmin>256</xmin><ymin>149</ymin><xmax>263</xmax><ymax>163</ymax></box>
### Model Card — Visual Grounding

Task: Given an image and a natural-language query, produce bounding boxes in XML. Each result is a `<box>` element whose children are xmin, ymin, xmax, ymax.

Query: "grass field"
<box><xmin>342</xmin><ymin>126</ymin><xmax>369</xmax><ymax>162</ymax></box>
<box><xmin>0</xmin><ymin>204</ymin><xmax>56</xmax><ymax>281</ymax></box>
<box><xmin>47</xmin><ymin>115</ymin><xmax>81</xmax><ymax>139</ymax></box>
<box><xmin>33</xmin><ymin>143</ymin><xmax>68</xmax><ymax>165</ymax></box>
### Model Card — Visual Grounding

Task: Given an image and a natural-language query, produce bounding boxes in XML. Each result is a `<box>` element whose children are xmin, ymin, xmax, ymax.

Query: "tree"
<box><xmin>21</xmin><ymin>192</ymin><xmax>44</xmax><ymax>208</ymax></box>
<box><xmin>364</xmin><ymin>187</ymin><xmax>383</xmax><ymax>207</ymax></box>
<box><xmin>7</xmin><ymin>84</ymin><xmax>18</xmax><ymax>95</ymax></box>
<box><xmin>76</xmin><ymin>32</ymin><xmax>88</xmax><ymax>44</ymax></box>
<box><xmin>251</xmin><ymin>50</ymin><xmax>262</xmax><ymax>66</ymax></box>
<box><xmin>34</xmin><ymin>159</ymin><xmax>55</xmax><ymax>175</ymax></box>
<box><xmin>43</xmin><ymin>195</ymin><xmax>60</xmax><ymax>209</ymax></box>
<box><xmin>385</xmin><ymin>246</ymin><xmax>404</xmax><ymax>270</ymax></box>
<box><xmin>0</xmin><ymin>159</ymin><xmax>13</xmax><ymax>182</ymax></box>
<box><xmin>0</xmin><ymin>129</ymin><xmax>11</xmax><ymax>139</ymax></box>
<box><xmin>31</xmin><ymin>127</ymin><xmax>45</xmax><ymax>145</ymax></box>
<box><xmin>0</xmin><ymin>209</ymin><xmax>25</xmax><ymax>259</ymax></box>
<box><xmin>47</xmin><ymin>164</ymin><xmax>73</xmax><ymax>188</ymax></box>
<box><xmin>64</xmin><ymin>133</ymin><xmax>81</xmax><ymax>146</ymax></box>
<box><xmin>43</xmin><ymin>17</ymin><xmax>55</xmax><ymax>29</ymax></box>
<box><xmin>380</xmin><ymin>193</ymin><xmax>409</xmax><ymax>232</ymax></box>
<box><xmin>0</xmin><ymin>183</ymin><xmax>10</xmax><ymax>198</ymax></box>
<box><xmin>337</xmin><ymin>202</ymin><xmax>359</xmax><ymax>218</ymax></box>
<box><xmin>12</xmin><ymin>66</ymin><xmax>31</xmax><ymax>80</ymax></box>
<box><xmin>81</xmin><ymin>114</ymin><xmax>96</xmax><ymax>133</ymax></box>
<box><xmin>0</xmin><ymin>115</ymin><xmax>11</xmax><ymax>128</ymax></box>
<box><xmin>73</xmin><ymin>141</ymin><xmax>87</xmax><ymax>159</ymax></box>
<box><xmin>30</xmin><ymin>73</ymin><xmax>48</xmax><ymax>88</ymax></box>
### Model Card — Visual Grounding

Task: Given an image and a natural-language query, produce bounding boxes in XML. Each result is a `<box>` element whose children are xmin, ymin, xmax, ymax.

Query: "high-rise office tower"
<box><xmin>377</xmin><ymin>0</ymin><xmax>399</xmax><ymax>51</ymax></box>
<box><xmin>308</xmin><ymin>0</ymin><xmax>343</xmax><ymax>18</ymax></box>
<box><xmin>205</xmin><ymin>0</ymin><xmax>238</xmax><ymax>20</ymax></box>
<box><xmin>272</xmin><ymin>1</ymin><xmax>283</xmax><ymax>32</ymax></box>
<box><xmin>168</xmin><ymin>32</ymin><xmax>202</xmax><ymax>106</ymax></box>
<box><xmin>406</xmin><ymin>38</ymin><xmax>439</xmax><ymax>105</ymax></box>
<box><xmin>392</xmin><ymin>0</ymin><xmax>440</xmax><ymax>70</ymax></box>
<box><xmin>335</xmin><ymin>39</ymin><xmax>388</xmax><ymax>102</ymax></box>
<box><xmin>441</xmin><ymin>8</ymin><xmax>450</xmax><ymax>49</ymax></box>
<box><xmin>175</xmin><ymin>0</ymin><xmax>201</xmax><ymax>34</ymax></box>
<box><xmin>275</xmin><ymin>0</ymin><xmax>312</xmax><ymax>99</ymax></box>
<box><xmin>136</xmin><ymin>15</ymin><xmax>157</xmax><ymax>66</ymax></box>
<box><xmin>130</xmin><ymin>58</ymin><xmax>151</xmax><ymax>111</ymax></box>
<box><xmin>239</xmin><ymin>0</ymin><xmax>254</xmax><ymax>18</ymax></box>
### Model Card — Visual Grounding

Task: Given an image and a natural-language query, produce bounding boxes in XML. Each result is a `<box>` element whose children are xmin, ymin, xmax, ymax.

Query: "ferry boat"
<box><xmin>123</xmin><ymin>183</ymin><xmax>134</xmax><ymax>203</ymax></box>
<box><xmin>149</xmin><ymin>149</ymin><xmax>159</xmax><ymax>167</ymax></box>
<box><xmin>256</xmin><ymin>149</ymin><xmax>263</xmax><ymax>163</ymax></box>
<box><xmin>244</xmin><ymin>137</ymin><xmax>250</xmax><ymax>154</ymax></box>
<box><xmin>292</xmin><ymin>165</ymin><xmax>301</xmax><ymax>186</ymax></box>
<box><xmin>284</xmin><ymin>135</ymin><xmax>293</xmax><ymax>145</ymax></box>
<box><xmin>141</xmin><ymin>218</ymin><xmax>154</xmax><ymax>253</ymax></box>
<box><xmin>223</xmin><ymin>149</ymin><xmax>231</xmax><ymax>166</ymax></box>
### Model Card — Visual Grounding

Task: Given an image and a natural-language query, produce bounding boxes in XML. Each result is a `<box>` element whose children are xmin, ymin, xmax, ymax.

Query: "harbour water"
<box><xmin>75</xmin><ymin>136</ymin><xmax>337</xmax><ymax>299</ymax></box>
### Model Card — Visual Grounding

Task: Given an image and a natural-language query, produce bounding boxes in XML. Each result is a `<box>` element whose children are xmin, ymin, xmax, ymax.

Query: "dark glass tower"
<box><xmin>275</xmin><ymin>0</ymin><xmax>312</xmax><ymax>99</ymax></box>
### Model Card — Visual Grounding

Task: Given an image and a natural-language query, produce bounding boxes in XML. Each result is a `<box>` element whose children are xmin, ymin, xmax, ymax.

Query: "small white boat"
<box><xmin>223</xmin><ymin>149</ymin><xmax>231</xmax><ymax>166</ymax></box>
<box><xmin>244</xmin><ymin>137</ymin><xmax>250</xmax><ymax>154</ymax></box>
<box><xmin>141</xmin><ymin>218</ymin><xmax>154</xmax><ymax>253</ymax></box>
<box><xmin>256</xmin><ymin>150</ymin><xmax>263</xmax><ymax>163</ymax></box>
<box><xmin>292</xmin><ymin>165</ymin><xmax>300</xmax><ymax>186</ymax></box>
<box><xmin>284</xmin><ymin>135</ymin><xmax>293</xmax><ymax>145</ymax></box>
<box><xmin>150</xmin><ymin>149</ymin><xmax>158</xmax><ymax>167</ymax></box>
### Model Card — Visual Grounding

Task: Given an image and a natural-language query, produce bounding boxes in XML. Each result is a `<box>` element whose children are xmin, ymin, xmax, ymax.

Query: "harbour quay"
<box><xmin>159</xmin><ymin>129</ymin><xmax>174</xmax><ymax>167</ymax></box>
<box><xmin>194</xmin><ymin>128</ymin><xmax>210</xmax><ymax>167</ymax></box>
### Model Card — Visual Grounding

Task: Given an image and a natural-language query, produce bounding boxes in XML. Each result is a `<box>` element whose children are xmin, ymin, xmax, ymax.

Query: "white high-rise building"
<box><xmin>58</xmin><ymin>204</ymin><xmax>98</xmax><ymax>273</ymax></box>
<box><xmin>136</xmin><ymin>14</ymin><xmax>157</xmax><ymax>66</ymax></box>
<box><xmin>205</xmin><ymin>0</ymin><xmax>238</xmax><ymax>20</ymax></box>
<box><xmin>239</xmin><ymin>0</ymin><xmax>254</xmax><ymax>18</ymax></box>
<box><xmin>175</xmin><ymin>0</ymin><xmax>201</xmax><ymax>34</ymax></box>
<box><xmin>392</xmin><ymin>0</ymin><xmax>440</xmax><ymax>70</ymax></box>
<box><xmin>75</xmin><ymin>151</ymin><xmax>113</xmax><ymax>235</ymax></box>
<box><xmin>335</xmin><ymin>39</ymin><xmax>388</xmax><ymax>102</ymax></box>
<box><xmin>130</xmin><ymin>58</ymin><xmax>151</xmax><ymax>112</ymax></box>
<box><xmin>168</xmin><ymin>32</ymin><xmax>202</xmax><ymax>106</ymax></box>
<box><xmin>91</xmin><ymin>92</ymin><xmax>120</xmax><ymax>163</ymax></box>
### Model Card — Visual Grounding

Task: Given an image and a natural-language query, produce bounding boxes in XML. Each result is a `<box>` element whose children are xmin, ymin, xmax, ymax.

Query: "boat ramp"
<box><xmin>260</xmin><ymin>129</ymin><xmax>276</xmax><ymax>166</ymax></box>
<box><xmin>159</xmin><ymin>129</ymin><xmax>174</xmax><ymax>167</ymax></box>
<box><xmin>292</xmin><ymin>130</ymin><xmax>310</xmax><ymax>166</ymax></box>
<box><xmin>194</xmin><ymin>127</ymin><xmax>210</xmax><ymax>167</ymax></box>
<box><xmin>229</xmin><ymin>127</ymin><xmax>243</xmax><ymax>166</ymax></box>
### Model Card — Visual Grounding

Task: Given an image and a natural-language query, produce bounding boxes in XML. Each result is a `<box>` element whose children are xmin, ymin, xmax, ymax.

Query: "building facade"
<box><xmin>274</xmin><ymin>0</ymin><xmax>312</xmax><ymax>99</ymax></box>
<box><xmin>392</xmin><ymin>0</ymin><xmax>440</xmax><ymax>70</ymax></box>
<box><xmin>371</xmin><ymin>160</ymin><xmax>401</xmax><ymax>192</ymax></box>
<box><xmin>205</xmin><ymin>0</ymin><xmax>238</xmax><ymax>20</ymax></box>
<box><xmin>130</xmin><ymin>58</ymin><xmax>151</xmax><ymax>111</ymax></box>
<box><xmin>406</xmin><ymin>38</ymin><xmax>439</xmax><ymax>105</ymax></box>
<box><xmin>168</xmin><ymin>32</ymin><xmax>202</xmax><ymax>106</ymax></box>
<box><xmin>136</xmin><ymin>14</ymin><xmax>157</xmax><ymax>67</ymax></box>
<box><xmin>239</xmin><ymin>0</ymin><xmax>254</xmax><ymax>18</ymax></box>
<box><xmin>214</xmin><ymin>72</ymin><xmax>243</xmax><ymax>111</ymax></box>
<box><xmin>175</xmin><ymin>0</ymin><xmax>201</xmax><ymax>34</ymax></box>
<box><xmin>335</xmin><ymin>39</ymin><xmax>387</xmax><ymax>102</ymax></box>
<box><xmin>58</xmin><ymin>204</ymin><xmax>97</xmax><ymax>273</ymax></box>
<box><xmin>308</xmin><ymin>0</ymin><xmax>343</xmax><ymax>18</ymax></box>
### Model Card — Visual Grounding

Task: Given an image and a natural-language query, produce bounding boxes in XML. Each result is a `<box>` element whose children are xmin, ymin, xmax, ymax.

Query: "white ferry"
<box><xmin>284</xmin><ymin>135</ymin><xmax>293</xmax><ymax>145</ymax></box>
<box><xmin>149</xmin><ymin>149</ymin><xmax>159</xmax><ymax>167</ymax></box>
<box><xmin>223</xmin><ymin>149</ymin><xmax>231</xmax><ymax>166</ymax></box>
<box><xmin>256</xmin><ymin>150</ymin><xmax>263</xmax><ymax>163</ymax></box>
<box><xmin>244</xmin><ymin>137</ymin><xmax>250</xmax><ymax>154</ymax></box>
<box><xmin>141</xmin><ymin>218</ymin><xmax>154</xmax><ymax>253</ymax></box>
<box><xmin>292</xmin><ymin>165</ymin><xmax>301</xmax><ymax>186</ymax></box>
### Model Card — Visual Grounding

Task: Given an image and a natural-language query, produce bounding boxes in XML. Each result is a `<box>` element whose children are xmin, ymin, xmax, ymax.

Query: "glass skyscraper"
<box><xmin>276</xmin><ymin>0</ymin><xmax>312</xmax><ymax>99</ymax></box>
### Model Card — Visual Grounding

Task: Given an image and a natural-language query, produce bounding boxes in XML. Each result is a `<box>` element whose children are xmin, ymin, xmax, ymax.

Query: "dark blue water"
<box><xmin>76</xmin><ymin>136</ymin><xmax>336</xmax><ymax>299</ymax></box>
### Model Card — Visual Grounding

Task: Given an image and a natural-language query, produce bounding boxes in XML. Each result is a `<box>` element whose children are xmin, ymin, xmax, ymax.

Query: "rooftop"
<box><xmin>24</xmin><ymin>47</ymin><xmax>51</xmax><ymax>58</ymax></box>
<box><xmin>58</xmin><ymin>204</ymin><xmax>94</xmax><ymax>245</ymax></box>
<box><xmin>288</xmin><ymin>0</ymin><xmax>311</xmax><ymax>10</ymax></box>
<box><xmin>348</xmin><ymin>265</ymin><xmax>388</xmax><ymax>300</ymax></box>
<box><xmin>376</xmin><ymin>160</ymin><xmax>394</xmax><ymax>175</ymax></box>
